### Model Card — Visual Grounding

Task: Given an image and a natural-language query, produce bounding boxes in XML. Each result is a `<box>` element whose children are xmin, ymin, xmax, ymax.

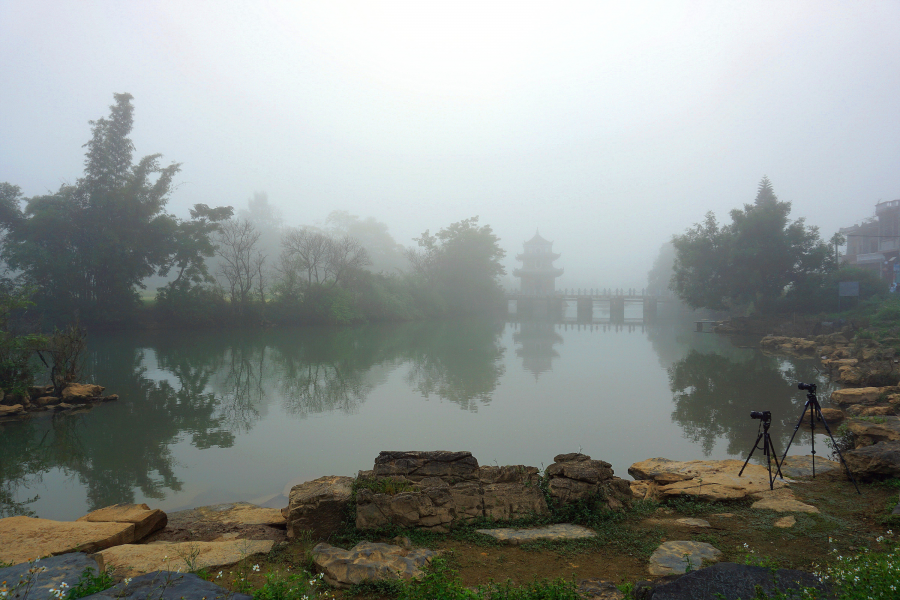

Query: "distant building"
<box><xmin>513</xmin><ymin>231</ymin><xmax>564</xmax><ymax>294</ymax></box>
<box><xmin>841</xmin><ymin>199</ymin><xmax>900</xmax><ymax>282</ymax></box>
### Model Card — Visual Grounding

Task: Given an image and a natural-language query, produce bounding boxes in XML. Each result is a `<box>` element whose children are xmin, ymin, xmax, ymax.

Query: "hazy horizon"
<box><xmin>2</xmin><ymin>1</ymin><xmax>898</xmax><ymax>290</ymax></box>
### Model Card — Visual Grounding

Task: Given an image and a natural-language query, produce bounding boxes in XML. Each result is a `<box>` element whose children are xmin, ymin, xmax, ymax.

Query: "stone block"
<box><xmin>77</xmin><ymin>503</ymin><xmax>167</xmax><ymax>542</ymax></box>
<box><xmin>845</xmin><ymin>441</ymin><xmax>900</xmax><ymax>480</ymax></box>
<box><xmin>94</xmin><ymin>540</ymin><xmax>274</xmax><ymax>577</ymax></box>
<box><xmin>648</xmin><ymin>541</ymin><xmax>721</xmax><ymax>576</ymax></box>
<box><xmin>482</xmin><ymin>482</ymin><xmax>547</xmax><ymax>520</ymax></box>
<box><xmin>0</xmin><ymin>552</ymin><xmax>101</xmax><ymax>596</ymax></box>
<box><xmin>0</xmin><ymin>516</ymin><xmax>134</xmax><ymax>565</ymax></box>
<box><xmin>372</xmin><ymin>451</ymin><xmax>480</xmax><ymax>483</ymax></box>
<box><xmin>312</xmin><ymin>541</ymin><xmax>437</xmax><ymax>588</ymax></box>
<box><xmin>285</xmin><ymin>475</ymin><xmax>353</xmax><ymax>540</ymax></box>
<box><xmin>641</xmin><ymin>562</ymin><xmax>828</xmax><ymax>600</ymax></box>
<box><xmin>61</xmin><ymin>383</ymin><xmax>104</xmax><ymax>401</ymax></box>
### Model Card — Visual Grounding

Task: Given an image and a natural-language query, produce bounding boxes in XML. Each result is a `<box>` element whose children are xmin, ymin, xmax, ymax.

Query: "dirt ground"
<box><xmin>209</xmin><ymin>472</ymin><xmax>900</xmax><ymax>596</ymax></box>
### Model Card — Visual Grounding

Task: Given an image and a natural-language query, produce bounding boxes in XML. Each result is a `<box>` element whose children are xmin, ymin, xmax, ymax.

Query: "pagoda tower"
<box><xmin>513</xmin><ymin>231</ymin><xmax>564</xmax><ymax>294</ymax></box>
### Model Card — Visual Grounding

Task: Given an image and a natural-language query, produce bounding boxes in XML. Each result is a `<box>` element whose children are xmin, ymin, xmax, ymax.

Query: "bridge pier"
<box><xmin>610</xmin><ymin>296</ymin><xmax>625</xmax><ymax>324</ymax></box>
<box><xmin>576</xmin><ymin>296</ymin><xmax>593</xmax><ymax>322</ymax></box>
<box><xmin>643</xmin><ymin>297</ymin><xmax>657</xmax><ymax>320</ymax></box>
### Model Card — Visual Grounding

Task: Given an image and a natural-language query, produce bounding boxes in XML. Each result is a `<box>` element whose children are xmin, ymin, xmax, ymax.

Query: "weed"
<box><xmin>65</xmin><ymin>566</ymin><xmax>116</xmax><ymax>600</ymax></box>
<box><xmin>346</xmin><ymin>579</ymin><xmax>405</xmax><ymax>597</ymax></box>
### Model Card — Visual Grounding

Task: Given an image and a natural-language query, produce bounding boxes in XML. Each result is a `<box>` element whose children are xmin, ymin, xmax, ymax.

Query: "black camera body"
<box><xmin>798</xmin><ymin>382</ymin><xmax>817</xmax><ymax>392</ymax></box>
<box><xmin>750</xmin><ymin>410</ymin><xmax>772</xmax><ymax>422</ymax></box>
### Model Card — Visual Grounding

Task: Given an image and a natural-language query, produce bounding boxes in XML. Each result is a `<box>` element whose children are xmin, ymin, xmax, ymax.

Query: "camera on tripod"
<box><xmin>750</xmin><ymin>410</ymin><xmax>771</xmax><ymax>422</ymax></box>
<box><xmin>797</xmin><ymin>382</ymin><xmax>817</xmax><ymax>392</ymax></box>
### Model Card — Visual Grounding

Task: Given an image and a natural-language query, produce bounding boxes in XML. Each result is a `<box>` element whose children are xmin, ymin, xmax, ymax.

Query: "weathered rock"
<box><xmin>372</xmin><ymin>450</ymin><xmax>480</xmax><ymax>482</ymax></box>
<box><xmin>27</xmin><ymin>385</ymin><xmax>53</xmax><ymax>399</ymax></box>
<box><xmin>846</xmin><ymin>416</ymin><xmax>900</xmax><ymax>447</ymax></box>
<box><xmin>629</xmin><ymin>480</ymin><xmax>659</xmax><ymax>501</ymax></box>
<box><xmin>312</xmin><ymin>541</ymin><xmax>437</xmax><ymax>588</ymax></box>
<box><xmin>844</xmin><ymin>441</ymin><xmax>900</xmax><ymax>480</ymax></box>
<box><xmin>186</xmin><ymin>502</ymin><xmax>284</xmax><ymax>527</ymax></box>
<box><xmin>648</xmin><ymin>541</ymin><xmax>721</xmax><ymax>576</ymax></box>
<box><xmin>0</xmin><ymin>552</ymin><xmax>101</xmax><ymax>597</ymax></box>
<box><xmin>751</xmin><ymin>495</ymin><xmax>818</xmax><ymax>513</ymax></box>
<box><xmin>448</xmin><ymin>481</ymin><xmax>484</xmax><ymax>522</ymax></box>
<box><xmin>476</xmin><ymin>524</ymin><xmax>596</xmax><ymax>544</ymax></box>
<box><xmin>94</xmin><ymin>540</ymin><xmax>274</xmax><ymax>577</ymax></box>
<box><xmin>638</xmin><ymin>562</ymin><xmax>828</xmax><ymax>600</ymax></box>
<box><xmin>674</xmin><ymin>518</ymin><xmax>710</xmax><ymax>528</ymax></box>
<box><xmin>817</xmin><ymin>407</ymin><xmax>845</xmax><ymax>423</ymax></box>
<box><xmin>831</xmin><ymin>387</ymin><xmax>895</xmax><ymax>406</ymax></box>
<box><xmin>285</xmin><ymin>476</ymin><xmax>353</xmax><ymax>540</ymax></box>
<box><xmin>82</xmin><ymin>571</ymin><xmax>251</xmax><ymax>600</ymax></box>
<box><xmin>774</xmin><ymin>516</ymin><xmax>796</xmax><ymax>528</ymax></box>
<box><xmin>546</xmin><ymin>453</ymin><xmax>632</xmax><ymax>509</ymax></box>
<box><xmin>576</xmin><ymin>579</ymin><xmax>625</xmax><ymax>600</ymax></box>
<box><xmin>356</xmin><ymin>487</ymin><xmax>455</xmax><ymax>531</ymax></box>
<box><xmin>779</xmin><ymin>455</ymin><xmax>840</xmax><ymax>478</ymax></box>
<box><xmin>0</xmin><ymin>403</ymin><xmax>25</xmax><ymax>416</ymax></box>
<box><xmin>478</xmin><ymin>465</ymin><xmax>541</xmax><ymax>485</ymax></box>
<box><xmin>0</xmin><ymin>516</ymin><xmax>134</xmax><ymax>565</ymax></box>
<box><xmin>61</xmin><ymin>383</ymin><xmax>104</xmax><ymax>401</ymax></box>
<box><xmin>77</xmin><ymin>503</ymin><xmax>167</xmax><ymax>542</ymax></box>
<box><xmin>628</xmin><ymin>458</ymin><xmax>789</xmax><ymax>501</ymax></box>
<box><xmin>848</xmin><ymin>405</ymin><xmax>895</xmax><ymax>416</ymax></box>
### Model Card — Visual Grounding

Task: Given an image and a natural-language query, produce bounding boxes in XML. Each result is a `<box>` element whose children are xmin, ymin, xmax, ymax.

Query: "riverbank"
<box><xmin>2</xmin><ymin>450</ymin><xmax>898</xmax><ymax>599</ymax></box>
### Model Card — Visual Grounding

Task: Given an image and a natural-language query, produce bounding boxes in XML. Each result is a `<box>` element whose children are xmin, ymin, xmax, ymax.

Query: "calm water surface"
<box><xmin>0</xmin><ymin>315</ymin><xmax>834</xmax><ymax>520</ymax></box>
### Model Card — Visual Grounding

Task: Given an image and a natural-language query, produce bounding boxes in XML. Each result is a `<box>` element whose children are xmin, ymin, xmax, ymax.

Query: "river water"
<box><xmin>0</xmin><ymin>314</ymin><xmax>835</xmax><ymax>521</ymax></box>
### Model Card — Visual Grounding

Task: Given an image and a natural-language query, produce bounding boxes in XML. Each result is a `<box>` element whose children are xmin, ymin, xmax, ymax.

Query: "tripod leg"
<box><xmin>810</xmin><ymin>404</ymin><xmax>816</xmax><ymax>477</ymax></box>
<box><xmin>766</xmin><ymin>433</ymin><xmax>785</xmax><ymax>480</ymax></box>
<box><xmin>763</xmin><ymin>433</ymin><xmax>774</xmax><ymax>490</ymax></box>
<box><xmin>740</xmin><ymin>432</ymin><xmax>764</xmax><ymax>477</ymax></box>
<box><xmin>779</xmin><ymin>402</ymin><xmax>812</xmax><ymax>467</ymax></box>
<box><xmin>812</xmin><ymin>404</ymin><xmax>862</xmax><ymax>495</ymax></box>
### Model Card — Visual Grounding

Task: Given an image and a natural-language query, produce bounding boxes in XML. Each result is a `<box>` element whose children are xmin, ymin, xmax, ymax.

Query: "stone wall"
<box><xmin>354</xmin><ymin>451</ymin><xmax>631</xmax><ymax>531</ymax></box>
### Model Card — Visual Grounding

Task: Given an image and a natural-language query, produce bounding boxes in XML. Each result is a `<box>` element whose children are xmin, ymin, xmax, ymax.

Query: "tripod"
<box><xmin>739</xmin><ymin>411</ymin><xmax>784</xmax><ymax>490</ymax></box>
<box><xmin>780</xmin><ymin>382</ymin><xmax>861</xmax><ymax>495</ymax></box>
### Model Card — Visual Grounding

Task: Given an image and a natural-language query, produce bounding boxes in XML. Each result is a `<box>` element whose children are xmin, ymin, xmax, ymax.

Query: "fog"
<box><xmin>1</xmin><ymin>1</ymin><xmax>898</xmax><ymax>290</ymax></box>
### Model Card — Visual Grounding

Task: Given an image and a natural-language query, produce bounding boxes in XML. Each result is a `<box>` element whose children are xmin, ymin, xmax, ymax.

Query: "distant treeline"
<box><xmin>0</xmin><ymin>94</ymin><xmax>507</xmax><ymax>330</ymax></box>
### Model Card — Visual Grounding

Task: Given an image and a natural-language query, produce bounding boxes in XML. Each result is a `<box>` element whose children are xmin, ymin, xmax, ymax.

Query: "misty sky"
<box><xmin>2</xmin><ymin>1</ymin><xmax>898</xmax><ymax>289</ymax></box>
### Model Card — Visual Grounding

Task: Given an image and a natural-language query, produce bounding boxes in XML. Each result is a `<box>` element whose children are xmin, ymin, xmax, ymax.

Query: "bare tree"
<box><xmin>215</xmin><ymin>218</ymin><xmax>263</xmax><ymax>317</ymax></box>
<box><xmin>281</xmin><ymin>228</ymin><xmax>330</xmax><ymax>284</ymax></box>
<box><xmin>325</xmin><ymin>235</ymin><xmax>371</xmax><ymax>288</ymax></box>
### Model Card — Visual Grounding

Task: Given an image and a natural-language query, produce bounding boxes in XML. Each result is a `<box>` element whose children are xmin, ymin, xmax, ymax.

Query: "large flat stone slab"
<box><xmin>641</xmin><ymin>562</ymin><xmax>828</xmax><ymax>600</ymax></box>
<box><xmin>77</xmin><ymin>503</ymin><xmax>167</xmax><ymax>542</ymax></box>
<box><xmin>628</xmin><ymin>458</ymin><xmax>789</xmax><ymax>501</ymax></box>
<box><xmin>312</xmin><ymin>541</ymin><xmax>437</xmax><ymax>588</ymax></box>
<box><xmin>174</xmin><ymin>502</ymin><xmax>286</xmax><ymax>527</ymax></box>
<box><xmin>648</xmin><ymin>541</ymin><xmax>721</xmax><ymax>576</ymax></box>
<box><xmin>94</xmin><ymin>540</ymin><xmax>274</xmax><ymax>577</ymax></box>
<box><xmin>0</xmin><ymin>516</ymin><xmax>135</xmax><ymax>565</ymax></box>
<box><xmin>81</xmin><ymin>571</ymin><xmax>251</xmax><ymax>600</ymax></box>
<box><xmin>0</xmin><ymin>553</ymin><xmax>101</xmax><ymax>598</ymax></box>
<box><xmin>475</xmin><ymin>523</ymin><xmax>596</xmax><ymax>544</ymax></box>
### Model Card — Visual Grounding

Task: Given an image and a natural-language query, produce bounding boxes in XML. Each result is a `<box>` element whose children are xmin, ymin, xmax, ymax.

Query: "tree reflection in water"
<box><xmin>668</xmin><ymin>349</ymin><xmax>833</xmax><ymax>457</ymax></box>
<box><xmin>403</xmin><ymin>319</ymin><xmax>505</xmax><ymax>412</ymax></box>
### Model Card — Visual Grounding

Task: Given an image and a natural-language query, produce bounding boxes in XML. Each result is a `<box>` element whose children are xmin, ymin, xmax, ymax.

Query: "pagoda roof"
<box><xmin>525</xmin><ymin>230</ymin><xmax>552</xmax><ymax>245</ymax></box>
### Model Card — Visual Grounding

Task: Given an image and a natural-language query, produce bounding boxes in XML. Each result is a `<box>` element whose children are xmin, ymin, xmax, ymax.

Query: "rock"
<box><xmin>94</xmin><ymin>540</ymin><xmax>274</xmax><ymax>577</ymax></box>
<box><xmin>77</xmin><ymin>504</ymin><xmax>167</xmax><ymax>542</ymax></box>
<box><xmin>0</xmin><ymin>404</ymin><xmax>25</xmax><ymax>416</ymax></box>
<box><xmin>355</xmin><ymin>487</ymin><xmax>454</xmax><ymax>532</ymax></box>
<box><xmin>0</xmin><ymin>516</ymin><xmax>134</xmax><ymax>565</ymax></box>
<box><xmin>478</xmin><ymin>465</ymin><xmax>541</xmax><ymax>484</ymax></box>
<box><xmin>648</xmin><ymin>541</ymin><xmax>721</xmax><ymax>576</ymax></box>
<box><xmin>82</xmin><ymin>571</ymin><xmax>251</xmax><ymax>600</ymax></box>
<box><xmin>774</xmin><ymin>516</ymin><xmax>796</xmax><ymax>528</ymax></box>
<box><xmin>638</xmin><ymin>562</ymin><xmax>828</xmax><ymax>600</ymax></box>
<box><xmin>61</xmin><ymin>383</ymin><xmax>104</xmax><ymax>401</ymax></box>
<box><xmin>779</xmin><ymin>455</ymin><xmax>840</xmax><ymax>478</ymax></box>
<box><xmin>854</xmin><ymin>406</ymin><xmax>896</xmax><ymax>417</ymax></box>
<box><xmin>674</xmin><ymin>518</ymin><xmax>710</xmax><ymax>528</ymax></box>
<box><xmin>576</xmin><ymin>579</ymin><xmax>624</xmax><ymax>600</ymax></box>
<box><xmin>817</xmin><ymin>408</ymin><xmax>845</xmax><ymax>423</ymax></box>
<box><xmin>99</xmin><ymin>394</ymin><xmax>119</xmax><ymax>402</ymax></box>
<box><xmin>312</xmin><ymin>541</ymin><xmax>437</xmax><ymax>588</ymax></box>
<box><xmin>285</xmin><ymin>476</ymin><xmax>353</xmax><ymax>540</ymax></box>
<box><xmin>846</xmin><ymin>416</ymin><xmax>900</xmax><ymax>447</ymax></box>
<box><xmin>35</xmin><ymin>396</ymin><xmax>61</xmax><ymax>407</ymax></box>
<box><xmin>629</xmin><ymin>480</ymin><xmax>659</xmax><ymax>501</ymax></box>
<box><xmin>185</xmin><ymin>502</ymin><xmax>285</xmax><ymax>527</ymax></box>
<box><xmin>845</xmin><ymin>441</ymin><xmax>900</xmax><ymax>480</ymax></box>
<box><xmin>0</xmin><ymin>552</ymin><xmax>101</xmax><ymax>597</ymax></box>
<box><xmin>27</xmin><ymin>385</ymin><xmax>53</xmax><ymax>399</ymax></box>
<box><xmin>831</xmin><ymin>387</ymin><xmax>894</xmax><ymax>406</ymax></box>
<box><xmin>751</xmin><ymin>494</ymin><xmax>818</xmax><ymax>513</ymax></box>
<box><xmin>372</xmin><ymin>450</ymin><xmax>480</xmax><ymax>482</ymax></box>
<box><xmin>475</xmin><ymin>524</ymin><xmax>596</xmax><ymax>544</ymax></box>
<box><xmin>628</xmin><ymin>458</ymin><xmax>788</xmax><ymax>501</ymax></box>
<box><xmin>482</xmin><ymin>482</ymin><xmax>547</xmax><ymax>521</ymax></box>
<box><xmin>546</xmin><ymin>453</ymin><xmax>632</xmax><ymax>510</ymax></box>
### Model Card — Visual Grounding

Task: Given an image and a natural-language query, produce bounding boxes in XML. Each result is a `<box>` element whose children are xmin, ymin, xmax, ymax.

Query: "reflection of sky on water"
<box><xmin>3</xmin><ymin>319</ymin><xmax>829</xmax><ymax>520</ymax></box>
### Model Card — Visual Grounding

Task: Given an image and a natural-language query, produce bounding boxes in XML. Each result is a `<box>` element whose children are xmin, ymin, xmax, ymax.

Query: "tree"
<box><xmin>406</xmin><ymin>217</ymin><xmax>506</xmax><ymax>314</ymax></box>
<box><xmin>2</xmin><ymin>94</ymin><xmax>231</xmax><ymax>324</ymax></box>
<box><xmin>671</xmin><ymin>177</ymin><xmax>834</xmax><ymax>312</ymax></box>
<box><xmin>326</xmin><ymin>210</ymin><xmax>407</xmax><ymax>273</ymax></box>
<box><xmin>215</xmin><ymin>218</ymin><xmax>264</xmax><ymax>317</ymax></box>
